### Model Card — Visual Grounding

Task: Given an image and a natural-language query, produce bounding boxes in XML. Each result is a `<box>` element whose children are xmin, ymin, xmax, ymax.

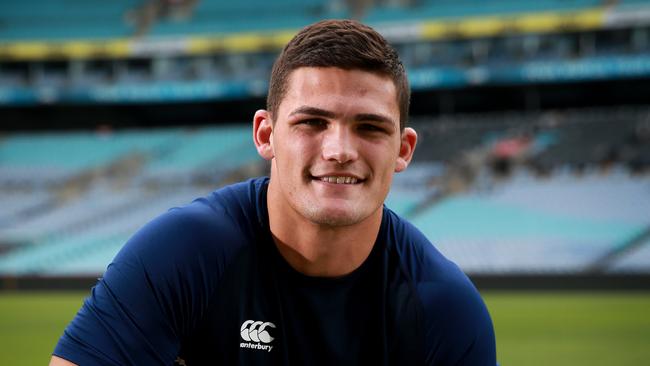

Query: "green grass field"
<box><xmin>485</xmin><ymin>291</ymin><xmax>650</xmax><ymax>365</ymax></box>
<box><xmin>1</xmin><ymin>291</ymin><xmax>649</xmax><ymax>365</ymax></box>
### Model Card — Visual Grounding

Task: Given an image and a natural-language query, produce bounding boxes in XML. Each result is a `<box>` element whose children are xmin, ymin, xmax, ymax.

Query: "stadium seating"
<box><xmin>0</xmin><ymin>124</ymin><xmax>268</xmax><ymax>275</ymax></box>
<box><xmin>0</xmin><ymin>0</ymin><xmax>614</xmax><ymax>41</ymax></box>
<box><xmin>0</xmin><ymin>0</ymin><xmax>334</xmax><ymax>41</ymax></box>
<box><xmin>1</xmin><ymin>109</ymin><xmax>648</xmax><ymax>276</ymax></box>
<box><xmin>0</xmin><ymin>0</ymin><xmax>136</xmax><ymax>40</ymax></box>
<box><xmin>408</xmin><ymin>169</ymin><xmax>649</xmax><ymax>273</ymax></box>
<box><xmin>150</xmin><ymin>0</ymin><xmax>332</xmax><ymax>36</ymax></box>
<box><xmin>0</xmin><ymin>129</ymin><xmax>177</xmax><ymax>177</ymax></box>
<box><xmin>366</xmin><ymin>0</ymin><xmax>603</xmax><ymax>22</ymax></box>
<box><xmin>610</xmin><ymin>237</ymin><xmax>650</xmax><ymax>273</ymax></box>
<box><xmin>1</xmin><ymin>1</ymin><xmax>649</xmax><ymax>280</ymax></box>
<box><xmin>144</xmin><ymin>125</ymin><xmax>257</xmax><ymax>176</ymax></box>
<box><xmin>0</xmin><ymin>186</ymin><xmax>206</xmax><ymax>275</ymax></box>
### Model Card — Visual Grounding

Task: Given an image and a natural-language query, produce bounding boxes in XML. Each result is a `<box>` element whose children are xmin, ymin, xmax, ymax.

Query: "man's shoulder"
<box><xmin>383</xmin><ymin>207</ymin><xmax>461</xmax><ymax>282</ymax></box>
<box><xmin>383</xmin><ymin>207</ymin><xmax>484</xmax><ymax>315</ymax></box>
<box><xmin>200</xmin><ymin>176</ymin><xmax>267</xmax><ymax>213</ymax></box>
<box><xmin>165</xmin><ymin>176</ymin><xmax>268</xmax><ymax>234</ymax></box>
<box><xmin>382</xmin><ymin>209</ymin><xmax>496</xmax><ymax>364</ymax></box>
<box><xmin>113</xmin><ymin>177</ymin><xmax>269</xmax><ymax>269</ymax></box>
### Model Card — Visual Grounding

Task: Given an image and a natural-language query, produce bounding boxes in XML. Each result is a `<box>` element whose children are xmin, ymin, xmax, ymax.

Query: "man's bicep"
<box><xmin>419</xmin><ymin>279</ymin><xmax>496</xmax><ymax>365</ymax></box>
<box><xmin>52</xmin><ymin>213</ymin><xmax>193</xmax><ymax>364</ymax></box>
<box><xmin>49</xmin><ymin>355</ymin><xmax>77</xmax><ymax>366</ymax></box>
<box><xmin>52</xmin><ymin>205</ymin><xmax>224</xmax><ymax>364</ymax></box>
<box><xmin>52</xmin><ymin>262</ymin><xmax>181</xmax><ymax>365</ymax></box>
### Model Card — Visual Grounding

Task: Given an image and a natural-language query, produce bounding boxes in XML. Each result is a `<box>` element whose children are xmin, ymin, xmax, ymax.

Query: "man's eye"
<box><xmin>359</xmin><ymin>124</ymin><xmax>384</xmax><ymax>132</ymax></box>
<box><xmin>301</xmin><ymin>119</ymin><xmax>326</xmax><ymax>127</ymax></box>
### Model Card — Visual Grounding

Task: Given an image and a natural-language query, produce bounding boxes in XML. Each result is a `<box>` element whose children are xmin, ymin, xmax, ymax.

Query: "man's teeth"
<box><xmin>320</xmin><ymin>176</ymin><xmax>358</xmax><ymax>184</ymax></box>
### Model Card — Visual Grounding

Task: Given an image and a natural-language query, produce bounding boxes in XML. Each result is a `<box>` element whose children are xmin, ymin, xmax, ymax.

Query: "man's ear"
<box><xmin>395</xmin><ymin>127</ymin><xmax>417</xmax><ymax>172</ymax></box>
<box><xmin>253</xmin><ymin>109</ymin><xmax>274</xmax><ymax>160</ymax></box>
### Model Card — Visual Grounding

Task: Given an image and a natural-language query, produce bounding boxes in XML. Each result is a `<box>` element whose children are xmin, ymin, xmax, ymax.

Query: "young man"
<box><xmin>50</xmin><ymin>19</ymin><xmax>495</xmax><ymax>365</ymax></box>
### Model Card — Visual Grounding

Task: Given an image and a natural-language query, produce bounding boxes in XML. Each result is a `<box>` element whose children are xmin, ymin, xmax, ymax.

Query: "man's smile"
<box><xmin>310</xmin><ymin>173</ymin><xmax>365</xmax><ymax>185</ymax></box>
<box><xmin>321</xmin><ymin>176</ymin><xmax>357</xmax><ymax>184</ymax></box>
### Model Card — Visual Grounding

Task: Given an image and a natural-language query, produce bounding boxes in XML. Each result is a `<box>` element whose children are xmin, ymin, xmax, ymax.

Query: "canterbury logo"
<box><xmin>240</xmin><ymin>320</ymin><xmax>276</xmax><ymax>344</ymax></box>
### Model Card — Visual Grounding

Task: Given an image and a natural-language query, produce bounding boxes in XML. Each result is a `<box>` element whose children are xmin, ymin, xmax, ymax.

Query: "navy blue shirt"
<box><xmin>54</xmin><ymin>177</ymin><xmax>495</xmax><ymax>365</ymax></box>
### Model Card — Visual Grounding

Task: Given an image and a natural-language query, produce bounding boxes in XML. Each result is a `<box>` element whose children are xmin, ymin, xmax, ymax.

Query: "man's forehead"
<box><xmin>285</xmin><ymin>66</ymin><xmax>395</xmax><ymax>88</ymax></box>
<box><xmin>278</xmin><ymin>67</ymin><xmax>399</xmax><ymax>118</ymax></box>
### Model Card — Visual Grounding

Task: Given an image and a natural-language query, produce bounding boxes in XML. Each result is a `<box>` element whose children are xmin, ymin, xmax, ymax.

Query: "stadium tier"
<box><xmin>610</xmin><ymin>235</ymin><xmax>650</xmax><ymax>273</ymax></box>
<box><xmin>0</xmin><ymin>0</ymin><xmax>610</xmax><ymax>41</ymax></box>
<box><xmin>0</xmin><ymin>124</ymin><xmax>264</xmax><ymax>276</ymax></box>
<box><xmin>0</xmin><ymin>129</ymin><xmax>180</xmax><ymax>184</ymax></box>
<box><xmin>144</xmin><ymin>125</ymin><xmax>259</xmax><ymax>177</ymax></box>
<box><xmin>0</xmin><ymin>0</ymin><xmax>138</xmax><ymax>41</ymax></box>
<box><xmin>0</xmin><ymin>1</ymin><xmax>648</xmax><ymax>285</ymax></box>
<box><xmin>408</xmin><ymin>169</ymin><xmax>650</xmax><ymax>273</ymax></box>
<box><xmin>1</xmin><ymin>109</ymin><xmax>649</xmax><ymax>277</ymax></box>
<box><xmin>0</xmin><ymin>186</ymin><xmax>207</xmax><ymax>275</ymax></box>
<box><xmin>2</xmin><ymin>0</ymin><xmax>650</xmax><ymax>105</ymax></box>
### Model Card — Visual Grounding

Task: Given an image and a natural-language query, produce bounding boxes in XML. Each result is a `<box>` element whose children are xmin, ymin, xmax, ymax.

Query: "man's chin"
<box><xmin>302</xmin><ymin>206</ymin><xmax>365</xmax><ymax>227</ymax></box>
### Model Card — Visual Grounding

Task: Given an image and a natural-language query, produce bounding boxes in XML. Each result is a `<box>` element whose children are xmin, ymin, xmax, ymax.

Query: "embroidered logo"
<box><xmin>239</xmin><ymin>320</ymin><xmax>276</xmax><ymax>352</ymax></box>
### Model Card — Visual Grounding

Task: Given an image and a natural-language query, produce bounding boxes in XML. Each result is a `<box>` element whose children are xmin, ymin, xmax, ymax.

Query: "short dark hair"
<box><xmin>267</xmin><ymin>19</ymin><xmax>410</xmax><ymax>130</ymax></box>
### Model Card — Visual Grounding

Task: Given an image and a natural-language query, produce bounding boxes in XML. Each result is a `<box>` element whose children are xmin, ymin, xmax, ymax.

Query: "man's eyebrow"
<box><xmin>289</xmin><ymin>106</ymin><xmax>337</xmax><ymax>118</ymax></box>
<box><xmin>355</xmin><ymin>113</ymin><xmax>395</xmax><ymax>125</ymax></box>
<box><xmin>289</xmin><ymin>106</ymin><xmax>395</xmax><ymax>126</ymax></box>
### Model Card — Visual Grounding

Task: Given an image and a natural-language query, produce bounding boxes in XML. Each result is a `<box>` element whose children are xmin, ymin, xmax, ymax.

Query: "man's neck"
<box><xmin>267</xmin><ymin>184</ymin><xmax>383</xmax><ymax>278</ymax></box>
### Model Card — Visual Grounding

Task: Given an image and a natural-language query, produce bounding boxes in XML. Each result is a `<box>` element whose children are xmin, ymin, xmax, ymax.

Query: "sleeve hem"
<box><xmin>53</xmin><ymin>337</ymin><xmax>118</xmax><ymax>366</ymax></box>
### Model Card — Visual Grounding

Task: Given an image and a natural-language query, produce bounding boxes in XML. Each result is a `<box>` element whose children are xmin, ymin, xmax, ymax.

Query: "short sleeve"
<box><xmin>418</xmin><ymin>268</ymin><xmax>496</xmax><ymax>366</ymax></box>
<box><xmin>53</xmin><ymin>202</ymin><xmax>232</xmax><ymax>365</ymax></box>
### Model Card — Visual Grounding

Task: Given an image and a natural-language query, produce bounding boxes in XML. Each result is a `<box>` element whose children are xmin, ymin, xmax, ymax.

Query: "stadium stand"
<box><xmin>149</xmin><ymin>0</ymin><xmax>334</xmax><ymax>36</ymax></box>
<box><xmin>0</xmin><ymin>0</ymin><xmax>648</xmax><ymax>286</ymax></box>
<box><xmin>0</xmin><ymin>0</ymin><xmax>137</xmax><ymax>41</ymax></box>
<box><xmin>366</xmin><ymin>0</ymin><xmax>603</xmax><ymax>22</ymax></box>
<box><xmin>0</xmin><ymin>124</ymin><xmax>267</xmax><ymax>276</ymax></box>
<box><xmin>2</xmin><ymin>0</ymin><xmax>650</xmax><ymax>106</ymax></box>
<box><xmin>609</xmin><ymin>235</ymin><xmax>650</xmax><ymax>273</ymax></box>
<box><xmin>408</xmin><ymin>169</ymin><xmax>649</xmax><ymax>274</ymax></box>
<box><xmin>143</xmin><ymin>125</ymin><xmax>258</xmax><ymax>178</ymax></box>
<box><xmin>0</xmin><ymin>186</ymin><xmax>207</xmax><ymax>275</ymax></box>
<box><xmin>1</xmin><ymin>107</ymin><xmax>648</xmax><ymax>277</ymax></box>
<box><xmin>5</xmin><ymin>0</ymin><xmax>609</xmax><ymax>42</ymax></box>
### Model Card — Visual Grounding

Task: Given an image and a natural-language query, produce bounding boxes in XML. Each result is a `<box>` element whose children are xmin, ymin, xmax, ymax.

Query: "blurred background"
<box><xmin>0</xmin><ymin>0</ymin><xmax>649</xmax><ymax>365</ymax></box>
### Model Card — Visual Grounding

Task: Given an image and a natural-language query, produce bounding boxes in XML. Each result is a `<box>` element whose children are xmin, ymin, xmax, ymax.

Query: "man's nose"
<box><xmin>321</xmin><ymin>125</ymin><xmax>358</xmax><ymax>164</ymax></box>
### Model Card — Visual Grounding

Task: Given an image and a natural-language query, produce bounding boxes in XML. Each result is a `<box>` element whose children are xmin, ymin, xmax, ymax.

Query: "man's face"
<box><xmin>256</xmin><ymin>67</ymin><xmax>416</xmax><ymax>227</ymax></box>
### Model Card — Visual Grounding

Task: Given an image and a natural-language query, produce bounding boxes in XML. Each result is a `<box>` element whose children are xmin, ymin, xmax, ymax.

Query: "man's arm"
<box><xmin>419</xmin><ymin>275</ymin><xmax>497</xmax><ymax>365</ymax></box>
<box><xmin>49</xmin><ymin>355</ymin><xmax>77</xmax><ymax>366</ymax></box>
<box><xmin>51</xmin><ymin>204</ymin><xmax>225</xmax><ymax>364</ymax></box>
